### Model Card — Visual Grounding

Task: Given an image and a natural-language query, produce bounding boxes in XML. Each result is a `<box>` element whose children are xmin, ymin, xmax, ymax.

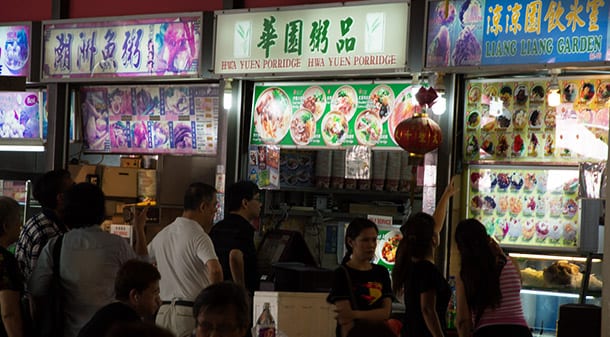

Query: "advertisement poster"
<box><xmin>467</xmin><ymin>165</ymin><xmax>580</xmax><ymax>249</ymax></box>
<box><xmin>0</xmin><ymin>91</ymin><xmax>41</xmax><ymax>140</ymax></box>
<box><xmin>80</xmin><ymin>84</ymin><xmax>218</xmax><ymax>155</ymax></box>
<box><xmin>41</xmin><ymin>90</ymin><xmax>76</xmax><ymax>141</ymax></box>
<box><xmin>42</xmin><ymin>14</ymin><xmax>202</xmax><ymax>80</ymax></box>
<box><xmin>426</xmin><ymin>0</ymin><xmax>610</xmax><ymax>68</ymax></box>
<box><xmin>0</xmin><ymin>25</ymin><xmax>31</xmax><ymax>77</ymax></box>
<box><xmin>368</xmin><ymin>216</ymin><xmax>401</xmax><ymax>272</ymax></box>
<box><xmin>215</xmin><ymin>2</ymin><xmax>408</xmax><ymax>74</ymax></box>
<box><xmin>250</xmin><ymin>82</ymin><xmax>425</xmax><ymax>148</ymax></box>
<box><xmin>463</xmin><ymin>76</ymin><xmax>608</xmax><ymax>163</ymax></box>
<box><xmin>248</xmin><ymin>145</ymin><xmax>280</xmax><ymax>189</ymax></box>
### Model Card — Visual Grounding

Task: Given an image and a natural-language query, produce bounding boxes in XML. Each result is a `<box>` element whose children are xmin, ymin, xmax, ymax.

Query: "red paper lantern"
<box><xmin>394</xmin><ymin>112</ymin><xmax>442</xmax><ymax>155</ymax></box>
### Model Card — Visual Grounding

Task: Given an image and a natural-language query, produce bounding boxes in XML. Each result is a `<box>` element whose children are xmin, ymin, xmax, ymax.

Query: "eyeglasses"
<box><xmin>196</xmin><ymin>321</ymin><xmax>239</xmax><ymax>335</ymax></box>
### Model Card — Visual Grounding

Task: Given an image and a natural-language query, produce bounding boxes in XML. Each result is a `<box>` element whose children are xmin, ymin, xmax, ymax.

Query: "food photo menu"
<box><xmin>80</xmin><ymin>84</ymin><xmax>218</xmax><ymax>155</ymax></box>
<box><xmin>464</xmin><ymin>77</ymin><xmax>609</xmax><ymax>163</ymax></box>
<box><xmin>467</xmin><ymin>165</ymin><xmax>581</xmax><ymax>250</ymax></box>
<box><xmin>250</xmin><ymin>82</ymin><xmax>428</xmax><ymax>149</ymax></box>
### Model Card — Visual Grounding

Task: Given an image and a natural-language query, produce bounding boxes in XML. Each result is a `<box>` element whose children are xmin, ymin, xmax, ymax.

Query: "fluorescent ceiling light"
<box><xmin>0</xmin><ymin>144</ymin><xmax>45</xmax><ymax>152</ymax></box>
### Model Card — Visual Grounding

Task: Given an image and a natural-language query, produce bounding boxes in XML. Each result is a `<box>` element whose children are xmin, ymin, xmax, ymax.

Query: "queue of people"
<box><xmin>0</xmin><ymin>168</ymin><xmax>534</xmax><ymax>337</ymax></box>
<box><xmin>2</xmin><ymin>169</ymin><xmax>261</xmax><ymax>337</ymax></box>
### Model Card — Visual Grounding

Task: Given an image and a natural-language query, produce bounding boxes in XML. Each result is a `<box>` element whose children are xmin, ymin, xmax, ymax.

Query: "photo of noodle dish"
<box><xmin>375</xmin><ymin>230</ymin><xmax>402</xmax><ymax>265</ymax></box>
<box><xmin>254</xmin><ymin>87</ymin><xmax>292</xmax><ymax>144</ymax></box>
<box><xmin>321</xmin><ymin>111</ymin><xmax>349</xmax><ymax>146</ymax></box>
<box><xmin>368</xmin><ymin>85</ymin><xmax>395</xmax><ymax>122</ymax></box>
<box><xmin>354</xmin><ymin>110</ymin><xmax>382</xmax><ymax>146</ymax></box>
<box><xmin>301</xmin><ymin>86</ymin><xmax>326</xmax><ymax>121</ymax></box>
<box><xmin>289</xmin><ymin>109</ymin><xmax>316</xmax><ymax>145</ymax></box>
<box><xmin>331</xmin><ymin>85</ymin><xmax>357</xmax><ymax>121</ymax></box>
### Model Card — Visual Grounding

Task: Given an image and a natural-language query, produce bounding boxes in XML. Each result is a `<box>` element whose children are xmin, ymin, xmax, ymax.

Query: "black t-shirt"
<box><xmin>327</xmin><ymin>263</ymin><xmax>392</xmax><ymax>311</ymax></box>
<box><xmin>77</xmin><ymin>302</ymin><xmax>140</xmax><ymax>337</ymax></box>
<box><xmin>210</xmin><ymin>214</ymin><xmax>259</xmax><ymax>293</ymax></box>
<box><xmin>403</xmin><ymin>260</ymin><xmax>450</xmax><ymax>337</ymax></box>
<box><xmin>0</xmin><ymin>247</ymin><xmax>23</xmax><ymax>337</ymax></box>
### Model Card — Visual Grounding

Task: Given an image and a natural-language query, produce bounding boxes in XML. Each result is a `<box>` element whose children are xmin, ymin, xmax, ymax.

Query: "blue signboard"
<box><xmin>426</xmin><ymin>0</ymin><xmax>610</xmax><ymax>68</ymax></box>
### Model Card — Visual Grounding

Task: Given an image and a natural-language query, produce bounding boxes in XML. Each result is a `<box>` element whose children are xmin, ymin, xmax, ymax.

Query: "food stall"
<box><xmin>424</xmin><ymin>0</ymin><xmax>609</xmax><ymax>335</ymax></box>
<box><xmin>39</xmin><ymin>12</ymin><xmax>226</xmax><ymax>229</ymax></box>
<box><xmin>214</xmin><ymin>0</ymin><xmax>455</xmax><ymax>334</ymax></box>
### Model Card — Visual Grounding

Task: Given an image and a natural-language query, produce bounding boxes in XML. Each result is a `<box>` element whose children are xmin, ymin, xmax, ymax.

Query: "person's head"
<box><xmin>345</xmin><ymin>320</ymin><xmax>397</xmax><ymax>337</ymax></box>
<box><xmin>114</xmin><ymin>259</ymin><xmax>161</xmax><ymax>318</ymax></box>
<box><xmin>33</xmin><ymin>169</ymin><xmax>73</xmax><ymax>210</ymax></box>
<box><xmin>105</xmin><ymin>321</ymin><xmax>174</xmax><ymax>337</ymax></box>
<box><xmin>343</xmin><ymin>218</ymin><xmax>379</xmax><ymax>264</ymax></box>
<box><xmin>63</xmin><ymin>182</ymin><xmax>105</xmax><ymax>228</ymax></box>
<box><xmin>391</xmin><ymin>212</ymin><xmax>437</xmax><ymax>294</ymax></box>
<box><xmin>193</xmin><ymin>282</ymin><xmax>249</xmax><ymax>337</ymax></box>
<box><xmin>225</xmin><ymin>181</ymin><xmax>261</xmax><ymax>221</ymax></box>
<box><xmin>0</xmin><ymin>196</ymin><xmax>20</xmax><ymax>245</ymax></box>
<box><xmin>454</xmin><ymin>218</ymin><xmax>503</xmax><ymax>316</ymax></box>
<box><xmin>183</xmin><ymin>182</ymin><xmax>217</xmax><ymax>228</ymax></box>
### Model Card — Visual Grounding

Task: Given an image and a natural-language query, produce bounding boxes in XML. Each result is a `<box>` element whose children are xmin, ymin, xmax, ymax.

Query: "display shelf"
<box><xmin>264</xmin><ymin>208</ymin><xmax>405</xmax><ymax>223</ymax></box>
<box><xmin>510</xmin><ymin>252</ymin><xmax>603</xmax><ymax>335</ymax></box>
<box><xmin>271</xmin><ymin>185</ymin><xmax>416</xmax><ymax>198</ymax></box>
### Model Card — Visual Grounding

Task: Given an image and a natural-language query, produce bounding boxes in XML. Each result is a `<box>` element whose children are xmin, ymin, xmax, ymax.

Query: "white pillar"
<box><xmin>602</xmin><ymin>144</ymin><xmax>610</xmax><ymax>337</ymax></box>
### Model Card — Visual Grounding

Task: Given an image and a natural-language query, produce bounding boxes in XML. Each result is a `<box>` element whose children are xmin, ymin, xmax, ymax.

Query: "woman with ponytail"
<box><xmin>392</xmin><ymin>177</ymin><xmax>457</xmax><ymax>337</ymax></box>
<box><xmin>454</xmin><ymin>219</ymin><xmax>531</xmax><ymax>337</ymax></box>
<box><xmin>327</xmin><ymin>218</ymin><xmax>393</xmax><ymax>337</ymax></box>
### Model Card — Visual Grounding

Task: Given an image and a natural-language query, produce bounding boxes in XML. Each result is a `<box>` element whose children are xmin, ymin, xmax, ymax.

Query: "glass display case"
<box><xmin>459</xmin><ymin>75</ymin><xmax>607</xmax><ymax>336</ymax></box>
<box><xmin>509</xmin><ymin>252</ymin><xmax>602</xmax><ymax>336</ymax></box>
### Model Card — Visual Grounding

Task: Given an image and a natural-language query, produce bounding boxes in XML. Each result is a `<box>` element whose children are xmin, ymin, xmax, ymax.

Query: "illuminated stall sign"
<box><xmin>214</xmin><ymin>2</ymin><xmax>408</xmax><ymax>75</ymax></box>
<box><xmin>0</xmin><ymin>24</ymin><xmax>31</xmax><ymax>78</ymax></box>
<box><xmin>80</xmin><ymin>84</ymin><xmax>218</xmax><ymax>155</ymax></box>
<box><xmin>426</xmin><ymin>0</ymin><xmax>610</xmax><ymax>68</ymax></box>
<box><xmin>41</xmin><ymin>13</ymin><xmax>202</xmax><ymax>80</ymax></box>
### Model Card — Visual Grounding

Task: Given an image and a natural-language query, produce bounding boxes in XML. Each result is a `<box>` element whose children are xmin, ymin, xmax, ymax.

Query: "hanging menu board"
<box><xmin>467</xmin><ymin>165</ymin><xmax>581</xmax><ymax>250</ymax></box>
<box><xmin>42</xmin><ymin>13</ymin><xmax>202</xmax><ymax>80</ymax></box>
<box><xmin>463</xmin><ymin>76</ymin><xmax>608</xmax><ymax>163</ymax></box>
<box><xmin>250</xmin><ymin>82</ymin><xmax>425</xmax><ymax>148</ymax></box>
<box><xmin>81</xmin><ymin>84</ymin><xmax>218</xmax><ymax>155</ymax></box>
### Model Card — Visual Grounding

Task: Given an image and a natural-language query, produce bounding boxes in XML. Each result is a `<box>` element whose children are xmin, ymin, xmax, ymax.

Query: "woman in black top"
<box><xmin>327</xmin><ymin>218</ymin><xmax>393</xmax><ymax>337</ymax></box>
<box><xmin>392</xmin><ymin>177</ymin><xmax>457</xmax><ymax>337</ymax></box>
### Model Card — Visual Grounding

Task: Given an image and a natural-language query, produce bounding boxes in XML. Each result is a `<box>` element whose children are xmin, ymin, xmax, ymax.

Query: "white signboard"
<box><xmin>214</xmin><ymin>2</ymin><xmax>409</xmax><ymax>75</ymax></box>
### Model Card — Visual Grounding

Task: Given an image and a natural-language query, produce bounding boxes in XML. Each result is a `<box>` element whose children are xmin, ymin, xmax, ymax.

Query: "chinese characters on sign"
<box><xmin>0</xmin><ymin>25</ymin><xmax>31</xmax><ymax>77</ymax></box>
<box><xmin>215</xmin><ymin>2</ymin><xmax>408</xmax><ymax>74</ymax></box>
<box><xmin>42</xmin><ymin>14</ymin><xmax>202</xmax><ymax>79</ymax></box>
<box><xmin>426</xmin><ymin>0</ymin><xmax>610</xmax><ymax>68</ymax></box>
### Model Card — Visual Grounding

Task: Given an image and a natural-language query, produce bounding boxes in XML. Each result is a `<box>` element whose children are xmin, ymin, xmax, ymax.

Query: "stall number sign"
<box><xmin>214</xmin><ymin>2</ymin><xmax>408</xmax><ymax>74</ymax></box>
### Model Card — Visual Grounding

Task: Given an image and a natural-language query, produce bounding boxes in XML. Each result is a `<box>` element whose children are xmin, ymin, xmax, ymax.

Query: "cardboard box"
<box><xmin>102</xmin><ymin>166</ymin><xmax>138</xmax><ymax>198</ymax></box>
<box><xmin>68</xmin><ymin>164</ymin><xmax>99</xmax><ymax>184</ymax></box>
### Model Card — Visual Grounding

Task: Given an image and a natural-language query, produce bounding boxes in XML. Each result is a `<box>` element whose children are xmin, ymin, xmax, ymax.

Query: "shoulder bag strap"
<box><xmin>340</xmin><ymin>265</ymin><xmax>358</xmax><ymax>310</ymax></box>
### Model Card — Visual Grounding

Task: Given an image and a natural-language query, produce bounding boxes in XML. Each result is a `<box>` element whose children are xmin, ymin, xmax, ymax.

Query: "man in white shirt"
<box><xmin>148</xmin><ymin>182</ymin><xmax>223</xmax><ymax>337</ymax></box>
